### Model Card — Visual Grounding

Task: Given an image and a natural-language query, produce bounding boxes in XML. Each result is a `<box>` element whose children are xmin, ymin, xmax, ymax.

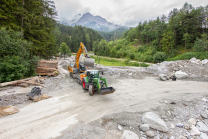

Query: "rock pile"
<box><xmin>97</xmin><ymin>57</ymin><xmax>208</xmax><ymax>81</ymax></box>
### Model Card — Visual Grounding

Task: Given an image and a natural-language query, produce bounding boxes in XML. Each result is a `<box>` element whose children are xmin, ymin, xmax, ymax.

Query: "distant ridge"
<box><xmin>61</xmin><ymin>12</ymin><xmax>129</xmax><ymax>32</ymax></box>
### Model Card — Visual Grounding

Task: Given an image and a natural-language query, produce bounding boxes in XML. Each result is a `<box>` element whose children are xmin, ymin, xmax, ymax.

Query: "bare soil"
<box><xmin>0</xmin><ymin>57</ymin><xmax>208</xmax><ymax>139</ymax></box>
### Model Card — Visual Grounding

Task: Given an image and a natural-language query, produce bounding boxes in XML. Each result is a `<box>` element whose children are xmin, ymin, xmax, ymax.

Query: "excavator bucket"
<box><xmin>84</xmin><ymin>58</ymin><xmax>95</xmax><ymax>67</ymax></box>
<box><xmin>0</xmin><ymin>106</ymin><xmax>19</xmax><ymax>117</ymax></box>
<box><xmin>100</xmin><ymin>87</ymin><xmax>115</xmax><ymax>95</ymax></box>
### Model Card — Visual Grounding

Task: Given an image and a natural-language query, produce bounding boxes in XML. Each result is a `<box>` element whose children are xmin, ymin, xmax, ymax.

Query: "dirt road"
<box><xmin>0</xmin><ymin>59</ymin><xmax>208</xmax><ymax>139</ymax></box>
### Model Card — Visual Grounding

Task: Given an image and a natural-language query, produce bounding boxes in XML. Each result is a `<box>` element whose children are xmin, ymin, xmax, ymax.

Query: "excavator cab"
<box><xmin>79</xmin><ymin>63</ymin><xmax>86</xmax><ymax>72</ymax></box>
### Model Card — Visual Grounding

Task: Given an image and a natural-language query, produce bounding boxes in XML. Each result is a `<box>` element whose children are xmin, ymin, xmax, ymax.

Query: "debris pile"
<box><xmin>97</xmin><ymin>57</ymin><xmax>208</xmax><ymax>81</ymax></box>
<box><xmin>36</xmin><ymin>60</ymin><xmax>59</xmax><ymax>76</ymax></box>
<box><xmin>0</xmin><ymin>76</ymin><xmax>45</xmax><ymax>88</ymax></box>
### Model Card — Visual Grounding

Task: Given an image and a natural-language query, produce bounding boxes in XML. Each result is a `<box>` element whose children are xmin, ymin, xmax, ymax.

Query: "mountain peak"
<box><xmin>68</xmin><ymin>12</ymin><xmax>128</xmax><ymax>32</ymax></box>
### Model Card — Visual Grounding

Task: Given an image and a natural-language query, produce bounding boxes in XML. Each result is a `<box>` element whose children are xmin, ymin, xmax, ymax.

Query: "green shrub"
<box><xmin>193</xmin><ymin>38</ymin><xmax>206</xmax><ymax>52</ymax></box>
<box><xmin>153</xmin><ymin>52</ymin><xmax>167</xmax><ymax>63</ymax></box>
<box><xmin>168</xmin><ymin>49</ymin><xmax>178</xmax><ymax>57</ymax></box>
<box><xmin>129</xmin><ymin>53</ymin><xmax>135</xmax><ymax>60</ymax></box>
<box><xmin>143</xmin><ymin>54</ymin><xmax>153</xmax><ymax>62</ymax></box>
<box><xmin>124</xmin><ymin>58</ymin><xmax>130</xmax><ymax>65</ymax></box>
<box><xmin>167</xmin><ymin>52</ymin><xmax>208</xmax><ymax>61</ymax></box>
<box><xmin>138</xmin><ymin>46</ymin><xmax>145</xmax><ymax>53</ymax></box>
<box><xmin>0</xmin><ymin>28</ymin><xmax>39</xmax><ymax>83</ymax></box>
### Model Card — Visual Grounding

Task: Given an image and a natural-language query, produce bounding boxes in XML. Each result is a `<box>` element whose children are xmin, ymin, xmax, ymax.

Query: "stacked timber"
<box><xmin>36</xmin><ymin>60</ymin><xmax>59</xmax><ymax>76</ymax></box>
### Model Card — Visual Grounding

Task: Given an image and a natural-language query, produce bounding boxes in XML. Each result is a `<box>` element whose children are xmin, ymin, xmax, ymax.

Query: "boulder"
<box><xmin>188</xmin><ymin>118</ymin><xmax>196</xmax><ymax>125</ymax></box>
<box><xmin>142</xmin><ymin>112</ymin><xmax>168</xmax><ymax>132</ymax></box>
<box><xmin>190</xmin><ymin>125</ymin><xmax>201</xmax><ymax>136</ymax></box>
<box><xmin>146</xmin><ymin>130</ymin><xmax>155</xmax><ymax>137</ymax></box>
<box><xmin>200</xmin><ymin>132</ymin><xmax>208</xmax><ymax>139</ymax></box>
<box><xmin>120</xmin><ymin>130</ymin><xmax>139</xmax><ymax>139</ymax></box>
<box><xmin>140</xmin><ymin>124</ymin><xmax>149</xmax><ymax>131</ymax></box>
<box><xmin>196</xmin><ymin>122</ymin><xmax>208</xmax><ymax>133</ymax></box>
<box><xmin>176</xmin><ymin>123</ymin><xmax>184</xmax><ymax>128</ymax></box>
<box><xmin>175</xmin><ymin>71</ymin><xmax>188</xmax><ymax>79</ymax></box>
<box><xmin>118</xmin><ymin>125</ymin><xmax>122</xmax><ymax>130</ymax></box>
<box><xmin>159</xmin><ymin>74</ymin><xmax>169</xmax><ymax>81</ymax></box>
<box><xmin>201</xmin><ymin>59</ymin><xmax>208</xmax><ymax>65</ymax></box>
<box><xmin>190</xmin><ymin>57</ymin><xmax>201</xmax><ymax>64</ymax></box>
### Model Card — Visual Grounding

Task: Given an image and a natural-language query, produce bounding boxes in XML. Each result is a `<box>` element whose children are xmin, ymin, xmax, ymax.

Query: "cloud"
<box><xmin>53</xmin><ymin>0</ymin><xmax>208</xmax><ymax>27</ymax></box>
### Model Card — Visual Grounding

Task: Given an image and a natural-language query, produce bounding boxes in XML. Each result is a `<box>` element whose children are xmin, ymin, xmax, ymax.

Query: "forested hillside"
<box><xmin>93</xmin><ymin>3</ymin><xmax>208</xmax><ymax>63</ymax></box>
<box><xmin>53</xmin><ymin>23</ymin><xmax>103</xmax><ymax>52</ymax></box>
<box><xmin>98</xmin><ymin>28</ymin><xmax>129</xmax><ymax>41</ymax></box>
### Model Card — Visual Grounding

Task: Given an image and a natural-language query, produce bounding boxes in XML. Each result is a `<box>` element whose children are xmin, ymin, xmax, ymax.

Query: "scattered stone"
<box><xmin>184</xmin><ymin>124</ymin><xmax>190</xmax><ymax>130</ymax></box>
<box><xmin>140</xmin><ymin>124</ymin><xmax>149</xmax><ymax>132</ymax></box>
<box><xmin>159</xmin><ymin>74</ymin><xmax>169</xmax><ymax>81</ymax></box>
<box><xmin>175</xmin><ymin>71</ymin><xmax>188</xmax><ymax>79</ymax></box>
<box><xmin>196</xmin><ymin>122</ymin><xmax>208</xmax><ymax>133</ymax></box>
<box><xmin>129</xmin><ymin>73</ymin><xmax>133</xmax><ymax>76</ymax></box>
<box><xmin>142</xmin><ymin>112</ymin><xmax>168</xmax><ymax>132</ymax></box>
<box><xmin>146</xmin><ymin>130</ymin><xmax>155</xmax><ymax>137</ymax></box>
<box><xmin>200</xmin><ymin>132</ymin><xmax>208</xmax><ymax>139</ymax></box>
<box><xmin>176</xmin><ymin>123</ymin><xmax>184</xmax><ymax>128</ymax></box>
<box><xmin>190</xmin><ymin>125</ymin><xmax>201</xmax><ymax>136</ymax></box>
<box><xmin>170</xmin><ymin>102</ymin><xmax>176</xmax><ymax>104</ymax></box>
<box><xmin>120</xmin><ymin>130</ymin><xmax>139</xmax><ymax>139</ymax></box>
<box><xmin>178</xmin><ymin>135</ymin><xmax>186</xmax><ymax>139</ymax></box>
<box><xmin>170</xmin><ymin>124</ymin><xmax>175</xmax><ymax>129</ymax></box>
<box><xmin>201</xmin><ymin>98</ymin><xmax>208</xmax><ymax>103</ymax></box>
<box><xmin>140</xmin><ymin>137</ymin><xmax>147</xmax><ymax>139</ymax></box>
<box><xmin>170</xmin><ymin>136</ymin><xmax>174</xmax><ymax>139</ymax></box>
<box><xmin>188</xmin><ymin>118</ymin><xmax>196</xmax><ymax>125</ymax></box>
<box><xmin>190</xmin><ymin>57</ymin><xmax>201</xmax><ymax>64</ymax></box>
<box><xmin>161</xmin><ymin>115</ymin><xmax>166</xmax><ymax>119</ymax></box>
<box><xmin>201</xmin><ymin>112</ymin><xmax>208</xmax><ymax>119</ymax></box>
<box><xmin>118</xmin><ymin>125</ymin><xmax>122</xmax><ymax>130</ymax></box>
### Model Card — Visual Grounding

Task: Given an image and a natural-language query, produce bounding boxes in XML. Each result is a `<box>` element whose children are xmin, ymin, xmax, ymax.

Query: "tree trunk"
<box><xmin>185</xmin><ymin>40</ymin><xmax>186</xmax><ymax>52</ymax></box>
<box><xmin>22</xmin><ymin>0</ymin><xmax>24</xmax><ymax>27</ymax></box>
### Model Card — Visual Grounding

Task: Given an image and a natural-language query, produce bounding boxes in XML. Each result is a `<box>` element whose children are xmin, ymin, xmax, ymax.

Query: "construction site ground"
<box><xmin>0</xmin><ymin>57</ymin><xmax>208</xmax><ymax>139</ymax></box>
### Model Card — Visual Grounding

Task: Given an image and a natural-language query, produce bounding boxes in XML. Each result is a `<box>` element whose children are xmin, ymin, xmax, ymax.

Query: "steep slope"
<box><xmin>71</xmin><ymin>13</ymin><xmax>128</xmax><ymax>32</ymax></box>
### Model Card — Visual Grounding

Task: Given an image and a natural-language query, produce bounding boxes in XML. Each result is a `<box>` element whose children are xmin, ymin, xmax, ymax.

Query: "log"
<box><xmin>37</xmin><ymin>72</ymin><xmax>55</xmax><ymax>76</ymax></box>
<box><xmin>18</xmin><ymin>81</ymin><xmax>43</xmax><ymax>87</ymax></box>
<box><xmin>0</xmin><ymin>77</ymin><xmax>37</xmax><ymax>87</ymax></box>
<box><xmin>36</xmin><ymin>67</ymin><xmax>57</xmax><ymax>72</ymax></box>
<box><xmin>39</xmin><ymin>61</ymin><xmax>58</xmax><ymax>64</ymax></box>
<box><xmin>17</xmin><ymin>83</ymin><xmax>29</xmax><ymax>87</ymax></box>
<box><xmin>39</xmin><ymin>65</ymin><xmax>58</xmax><ymax>69</ymax></box>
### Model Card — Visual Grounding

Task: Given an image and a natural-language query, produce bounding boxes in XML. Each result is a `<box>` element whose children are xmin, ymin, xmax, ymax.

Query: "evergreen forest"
<box><xmin>93</xmin><ymin>3</ymin><xmax>208</xmax><ymax>63</ymax></box>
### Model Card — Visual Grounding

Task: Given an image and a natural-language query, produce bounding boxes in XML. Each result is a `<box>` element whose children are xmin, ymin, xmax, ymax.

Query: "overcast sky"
<box><xmin>53</xmin><ymin>0</ymin><xmax>208</xmax><ymax>27</ymax></box>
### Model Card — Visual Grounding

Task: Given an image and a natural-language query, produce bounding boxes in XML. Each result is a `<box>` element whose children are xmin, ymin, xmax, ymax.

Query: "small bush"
<box><xmin>124</xmin><ymin>59</ymin><xmax>130</xmax><ymax>65</ymax></box>
<box><xmin>129</xmin><ymin>53</ymin><xmax>135</xmax><ymax>60</ymax></box>
<box><xmin>153</xmin><ymin>52</ymin><xmax>167</xmax><ymax>63</ymax></box>
<box><xmin>143</xmin><ymin>54</ymin><xmax>153</xmax><ymax>62</ymax></box>
<box><xmin>168</xmin><ymin>49</ymin><xmax>178</xmax><ymax>57</ymax></box>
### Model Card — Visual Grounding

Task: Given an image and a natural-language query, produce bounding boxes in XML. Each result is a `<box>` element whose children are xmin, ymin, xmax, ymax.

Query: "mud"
<box><xmin>0</xmin><ymin>57</ymin><xmax>208</xmax><ymax>139</ymax></box>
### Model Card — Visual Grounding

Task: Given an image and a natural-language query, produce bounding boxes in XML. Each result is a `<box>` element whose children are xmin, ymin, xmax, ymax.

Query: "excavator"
<box><xmin>68</xmin><ymin>42</ymin><xmax>115</xmax><ymax>96</ymax></box>
<box><xmin>68</xmin><ymin>42</ymin><xmax>95</xmax><ymax>77</ymax></box>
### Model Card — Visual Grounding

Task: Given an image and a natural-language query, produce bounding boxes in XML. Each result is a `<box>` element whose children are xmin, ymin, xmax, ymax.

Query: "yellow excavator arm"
<box><xmin>75</xmin><ymin>42</ymin><xmax>90</xmax><ymax>69</ymax></box>
<box><xmin>68</xmin><ymin>42</ymin><xmax>94</xmax><ymax>75</ymax></box>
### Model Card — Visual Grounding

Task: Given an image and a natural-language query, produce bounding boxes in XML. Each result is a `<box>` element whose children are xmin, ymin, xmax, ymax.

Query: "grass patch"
<box><xmin>166</xmin><ymin>52</ymin><xmax>208</xmax><ymax>61</ymax></box>
<box><xmin>90</xmin><ymin>55</ymin><xmax>148</xmax><ymax>67</ymax></box>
